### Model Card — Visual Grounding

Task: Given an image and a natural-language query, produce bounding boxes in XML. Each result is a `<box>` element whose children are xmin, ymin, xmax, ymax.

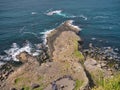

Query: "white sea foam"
<box><xmin>32</xmin><ymin>50</ymin><xmax>41</xmax><ymax>56</ymax></box>
<box><xmin>46</xmin><ymin>10</ymin><xmax>62</xmax><ymax>16</ymax></box>
<box><xmin>4</xmin><ymin>42</ymin><xmax>32</xmax><ymax>61</ymax></box>
<box><xmin>1</xmin><ymin>41</ymin><xmax>42</xmax><ymax>62</ymax></box>
<box><xmin>91</xmin><ymin>37</ymin><xmax>96</xmax><ymax>40</ymax></box>
<box><xmin>31</xmin><ymin>12</ymin><xmax>37</xmax><ymax>15</ymax></box>
<box><xmin>45</xmin><ymin>10</ymin><xmax>88</xmax><ymax>21</ymax></box>
<box><xmin>67</xmin><ymin>20</ymin><xmax>82</xmax><ymax>31</ymax></box>
<box><xmin>41</xmin><ymin>29</ymin><xmax>55</xmax><ymax>45</ymax></box>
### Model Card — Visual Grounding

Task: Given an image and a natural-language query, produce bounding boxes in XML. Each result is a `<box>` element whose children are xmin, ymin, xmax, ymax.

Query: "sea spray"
<box><xmin>0</xmin><ymin>41</ymin><xmax>42</xmax><ymax>62</ymax></box>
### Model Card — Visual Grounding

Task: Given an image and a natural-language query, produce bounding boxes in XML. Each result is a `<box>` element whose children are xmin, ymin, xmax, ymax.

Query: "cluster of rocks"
<box><xmin>83</xmin><ymin>43</ymin><xmax>120</xmax><ymax>70</ymax></box>
<box><xmin>37</xmin><ymin>48</ymin><xmax>51</xmax><ymax>64</ymax></box>
<box><xmin>0</xmin><ymin>63</ymin><xmax>14</xmax><ymax>83</ymax></box>
<box><xmin>84</xmin><ymin>58</ymin><xmax>114</xmax><ymax>80</ymax></box>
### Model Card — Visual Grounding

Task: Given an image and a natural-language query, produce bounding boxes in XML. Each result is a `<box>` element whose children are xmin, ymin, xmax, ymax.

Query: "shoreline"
<box><xmin>0</xmin><ymin>20</ymin><xmax>120</xmax><ymax>90</ymax></box>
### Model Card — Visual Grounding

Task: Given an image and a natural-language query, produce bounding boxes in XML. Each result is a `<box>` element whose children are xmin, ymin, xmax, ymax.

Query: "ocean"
<box><xmin>0</xmin><ymin>0</ymin><xmax>120</xmax><ymax>63</ymax></box>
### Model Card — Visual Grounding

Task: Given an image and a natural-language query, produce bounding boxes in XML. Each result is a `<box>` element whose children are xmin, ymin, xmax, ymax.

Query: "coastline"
<box><xmin>0</xmin><ymin>20</ymin><xmax>120</xmax><ymax>90</ymax></box>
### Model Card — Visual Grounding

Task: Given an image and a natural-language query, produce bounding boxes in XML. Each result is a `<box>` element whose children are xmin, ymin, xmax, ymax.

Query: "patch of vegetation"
<box><xmin>33</xmin><ymin>87</ymin><xmax>44</xmax><ymax>90</ymax></box>
<box><xmin>14</xmin><ymin>77</ymin><xmax>23</xmax><ymax>84</ymax></box>
<box><xmin>92</xmin><ymin>73</ymin><xmax>120</xmax><ymax>90</ymax></box>
<box><xmin>74</xmin><ymin>80</ymin><xmax>83</xmax><ymax>90</ymax></box>
<box><xmin>38</xmin><ymin>76</ymin><xmax>44</xmax><ymax>81</ymax></box>
<box><xmin>14</xmin><ymin>77</ymin><xmax>30</xmax><ymax>86</ymax></box>
<box><xmin>22</xmin><ymin>86</ymin><xmax>30</xmax><ymax>90</ymax></box>
<box><xmin>94</xmin><ymin>70</ymin><xmax>104</xmax><ymax>86</ymax></box>
<box><xmin>73</xmin><ymin>41</ymin><xmax>84</xmax><ymax>63</ymax></box>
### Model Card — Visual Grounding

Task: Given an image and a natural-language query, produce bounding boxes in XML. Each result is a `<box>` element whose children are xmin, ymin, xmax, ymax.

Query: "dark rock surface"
<box><xmin>83</xmin><ymin>44</ymin><xmax>120</xmax><ymax>70</ymax></box>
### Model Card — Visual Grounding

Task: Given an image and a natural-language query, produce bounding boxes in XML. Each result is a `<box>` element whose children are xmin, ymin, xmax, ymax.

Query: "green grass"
<box><xmin>92</xmin><ymin>73</ymin><xmax>120</xmax><ymax>90</ymax></box>
<box><xmin>14</xmin><ymin>77</ymin><xmax>30</xmax><ymax>85</ymax></box>
<box><xmin>38</xmin><ymin>76</ymin><xmax>44</xmax><ymax>81</ymax></box>
<box><xmin>73</xmin><ymin>41</ymin><xmax>84</xmax><ymax>63</ymax></box>
<box><xmin>33</xmin><ymin>87</ymin><xmax>44</xmax><ymax>90</ymax></box>
<box><xmin>22</xmin><ymin>86</ymin><xmax>30</xmax><ymax>90</ymax></box>
<box><xmin>14</xmin><ymin>77</ymin><xmax>23</xmax><ymax>84</ymax></box>
<box><xmin>74</xmin><ymin>80</ymin><xmax>83</xmax><ymax>90</ymax></box>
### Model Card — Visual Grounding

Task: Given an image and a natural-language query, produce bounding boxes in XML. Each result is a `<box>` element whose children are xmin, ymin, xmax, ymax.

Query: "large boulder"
<box><xmin>16</xmin><ymin>51</ymin><xmax>30</xmax><ymax>63</ymax></box>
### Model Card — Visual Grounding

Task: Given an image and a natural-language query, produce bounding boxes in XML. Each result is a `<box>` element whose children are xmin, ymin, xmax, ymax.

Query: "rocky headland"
<box><xmin>0</xmin><ymin>20</ymin><xmax>120</xmax><ymax>90</ymax></box>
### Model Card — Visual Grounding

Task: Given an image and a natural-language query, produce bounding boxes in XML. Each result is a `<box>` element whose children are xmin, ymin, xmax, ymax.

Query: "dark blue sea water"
<box><xmin>0</xmin><ymin>0</ymin><xmax>120</xmax><ymax>59</ymax></box>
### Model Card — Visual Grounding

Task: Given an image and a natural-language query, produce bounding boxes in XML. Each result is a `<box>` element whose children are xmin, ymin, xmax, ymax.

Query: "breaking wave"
<box><xmin>40</xmin><ymin>29</ymin><xmax>55</xmax><ymax>45</ymax></box>
<box><xmin>0</xmin><ymin>41</ymin><xmax>43</xmax><ymax>63</ymax></box>
<box><xmin>67</xmin><ymin>20</ymin><xmax>82</xmax><ymax>31</ymax></box>
<box><xmin>45</xmin><ymin>10</ymin><xmax>87</xmax><ymax>20</ymax></box>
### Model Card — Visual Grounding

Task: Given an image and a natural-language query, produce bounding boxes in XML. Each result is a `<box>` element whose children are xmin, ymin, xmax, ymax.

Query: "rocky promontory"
<box><xmin>0</xmin><ymin>20</ymin><xmax>120</xmax><ymax>90</ymax></box>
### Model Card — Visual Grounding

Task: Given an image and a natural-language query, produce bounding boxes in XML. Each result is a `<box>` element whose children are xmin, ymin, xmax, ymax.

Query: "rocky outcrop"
<box><xmin>16</xmin><ymin>51</ymin><xmax>30</xmax><ymax>63</ymax></box>
<box><xmin>1</xmin><ymin>20</ymin><xmax>119</xmax><ymax>90</ymax></box>
<box><xmin>0</xmin><ymin>20</ymin><xmax>89</xmax><ymax>90</ymax></box>
<box><xmin>46</xmin><ymin>20</ymin><xmax>89</xmax><ymax>90</ymax></box>
<box><xmin>47</xmin><ymin>20</ymin><xmax>81</xmax><ymax>56</ymax></box>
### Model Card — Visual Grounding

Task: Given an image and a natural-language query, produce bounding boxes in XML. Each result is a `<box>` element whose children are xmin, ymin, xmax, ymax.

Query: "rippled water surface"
<box><xmin>0</xmin><ymin>0</ymin><xmax>120</xmax><ymax>53</ymax></box>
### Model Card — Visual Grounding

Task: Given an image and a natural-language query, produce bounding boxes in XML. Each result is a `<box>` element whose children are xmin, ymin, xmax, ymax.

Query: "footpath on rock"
<box><xmin>0</xmin><ymin>20</ymin><xmax>120</xmax><ymax>90</ymax></box>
